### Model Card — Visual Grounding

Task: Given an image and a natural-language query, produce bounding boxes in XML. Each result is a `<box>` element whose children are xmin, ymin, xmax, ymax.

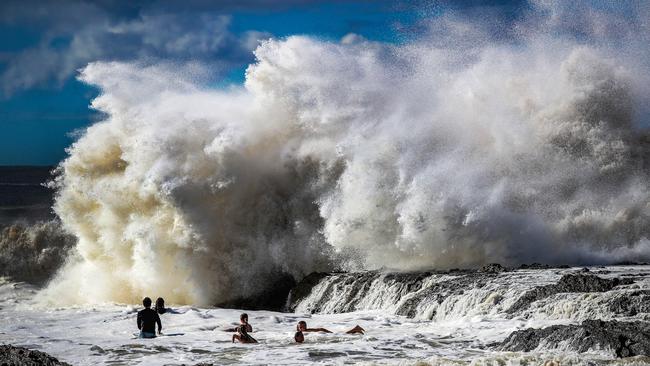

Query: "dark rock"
<box><xmin>518</xmin><ymin>263</ymin><xmax>550</xmax><ymax>270</ymax></box>
<box><xmin>480</xmin><ymin>263</ymin><xmax>508</xmax><ymax>273</ymax></box>
<box><xmin>286</xmin><ymin>270</ymin><xmax>495</xmax><ymax>319</ymax></box>
<box><xmin>0</xmin><ymin>345</ymin><xmax>71</xmax><ymax>366</ymax></box>
<box><xmin>614</xmin><ymin>261</ymin><xmax>650</xmax><ymax>266</ymax></box>
<box><xmin>215</xmin><ymin>272</ymin><xmax>296</xmax><ymax>312</ymax></box>
<box><xmin>285</xmin><ymin>272</ymin><xmax>330</xmax><ymax>311</ymax></box>
<box><xmin>507</xmin><ymin>274</ymin><xmax>634</xmax><ymax>314</ymax></box>
<box><xmin>608</xmin><ymin>290</ymin><xmax>650</xmax><ymax>316</ymax></box>
<box><xmin>499</xmin><ymin>320</ymin><xmax>650</xmax><ymax>358</ymax></box>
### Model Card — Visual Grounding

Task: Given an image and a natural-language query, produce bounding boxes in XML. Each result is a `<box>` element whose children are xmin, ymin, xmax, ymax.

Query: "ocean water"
<box><xmin>2</xmin><ymin>2</ymin><xmax>650</xmax><ymax>365</ymax></box>
<box><xmin>2</xmin><ymin>266</ymin><xmax>650</xmax><ymax>365</ymax></box>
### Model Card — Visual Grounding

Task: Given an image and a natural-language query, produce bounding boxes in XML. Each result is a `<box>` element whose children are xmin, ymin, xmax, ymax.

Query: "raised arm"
<box><xmin>306</xmin><ymin>327</ymin><xmax>332</xmax><ymax>333</ymax></box>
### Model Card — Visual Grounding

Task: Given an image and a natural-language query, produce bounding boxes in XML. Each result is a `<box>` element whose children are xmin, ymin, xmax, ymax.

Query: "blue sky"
<box><xmin>0</xmin><ymin>0</ymin><xmax>546</xmax><ymax>165</ymax></box>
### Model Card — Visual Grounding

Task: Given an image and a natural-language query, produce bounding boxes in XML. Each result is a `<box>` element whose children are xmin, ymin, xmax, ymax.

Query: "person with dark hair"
<box><xmin>155</xmin><ymin>297</ymin><xmax>166</xmax><ymax>315</ymax></box>
<box><xmin>228</xmin><ymin>313</ymin><xmax>257</xmax><ymax>343</ymax></box>
<box><xmin>225</xmin><ymin>313</ymin><xmax>253</xmax><ymax>333</ymax></box>
<box><xmin>294</xmin><ymin>330</ymin><xmax>305</xmax><ymax>343</ymax></box>
<box><xmin>232</xmin><ymin>322</ymin><xmax>257</xmax><ymax>344</ymax></box>
<box><xmin>137</xmin><ymin>297</ymin><xmax>162</xmax><ymax>338</ymax></box>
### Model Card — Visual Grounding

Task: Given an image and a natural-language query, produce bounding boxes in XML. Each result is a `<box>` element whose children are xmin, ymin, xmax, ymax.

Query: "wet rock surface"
<box><xmin>480</xmin><ymin>263</ymin><xmax>508</xmax><ymax>273</ymax></box>
<box><xmin>608</xmin><ymin>290</ymin><xmax>650</xmax><ymax>316</ymax></box>
<box><xmin>499</xmin><ymin>320</ymin><xmax>650</xmax><ymax>358</ymax></box>
<box><xmin>215</xmin><ymin>273</ymin><xmax>296</xmax><ymax>312</ymax></box>
<box><xmin>285</xmin><ymin>272</ymin><xmax>330</xmax><ymax>310</ymax></box>
<box><xmin>0</xmin><ymin>345</ymin><xmax>71</xmax><ymax>366</ymax></box>
<box><xmin>286</xmin><ymin>269</ymin><xmax>498</xmax><ymax>318</ymax></box>
<box><xmin>506</xmin><ymin>274</ymin><xmax>634</xmax><ymax>314</ymax></box>
<box><xmin>287</xmin><ymin>266</ymin><xmax>649</xmax><ymax>321</ymax></box>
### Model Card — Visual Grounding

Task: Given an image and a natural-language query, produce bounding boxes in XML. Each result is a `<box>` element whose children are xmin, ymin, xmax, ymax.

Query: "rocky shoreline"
<box><xmin>499</xmin><ymin>320</ymin><xmax>650</xmax><ymax>358</ymax></box>
<box><xmin>0</xmin><ymin>345</ymin><xmax>71</xmax><ymax>366</ymax></box>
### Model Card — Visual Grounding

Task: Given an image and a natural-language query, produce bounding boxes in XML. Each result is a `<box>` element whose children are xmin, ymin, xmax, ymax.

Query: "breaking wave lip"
<box><xmin>40</xmin><ymin>1</ymin><xmax>650</xmax><ymax>306</ymax></box>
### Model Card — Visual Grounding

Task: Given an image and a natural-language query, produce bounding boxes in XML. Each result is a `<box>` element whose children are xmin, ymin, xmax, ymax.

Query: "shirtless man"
<box><xmin>226</xmin><ymin>313</ymin><xmax>253</xmax><ymax>333</ymax></box>
<box><xmin>230</xmin><ymin>313</ymin><xmax>257</xmax><ymax>344</ymax></box>
<box><xmin>232</xmin><ymin>323</ymin><xmax>257</xmax><ymax>344</ymax></box>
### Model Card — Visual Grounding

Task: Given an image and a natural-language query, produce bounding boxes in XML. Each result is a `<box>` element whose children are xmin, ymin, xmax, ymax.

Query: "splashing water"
<box><xmin>44</xmin><ymin>4</ymin><xmax>650</xmax><ymax>305</ymax></box>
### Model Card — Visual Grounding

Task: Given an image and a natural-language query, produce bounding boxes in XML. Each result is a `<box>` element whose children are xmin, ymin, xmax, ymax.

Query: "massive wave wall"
<box><xmin>44</xmin><ymin>2</ymin><xmax>650</xmax><ymax>305</ymax></box>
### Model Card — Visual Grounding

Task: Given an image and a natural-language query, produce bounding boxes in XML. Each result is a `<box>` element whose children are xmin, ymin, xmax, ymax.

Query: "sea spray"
<box><xmin>0</xmin><ymin>221</ymin><xmax>75</xmax><ymax>284</ymax></box>
<box><xmin>44</xmin><ymin>9</ymin><xmax>650</xmax><ymax>305</ymax></box>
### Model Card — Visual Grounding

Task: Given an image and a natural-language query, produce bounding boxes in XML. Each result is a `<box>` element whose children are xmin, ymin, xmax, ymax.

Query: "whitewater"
<box><xmin>2</xmin><ymin>265</ymin><xmax>650</xmax><ymax>365</ymax></box>
<box><xmin>2</xmin><ymin>1</ymin><xmax>650</xmax><ymax>364</ymax></box>
<box><xmin>45</xmin><ymin>18</ymin><xmax>650</xmax><ymax>307</ymax></box>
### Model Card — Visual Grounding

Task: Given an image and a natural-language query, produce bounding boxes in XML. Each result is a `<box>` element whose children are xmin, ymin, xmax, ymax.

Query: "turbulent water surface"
<box><xmin>2</xmin><ymin>1</ymin><xmax>650</xmax><ymax>365</ymax></box>
<box><xmin>2</xmin><ymin>266</ymin><xmax>650</xmax><ymax>365</ymax></box>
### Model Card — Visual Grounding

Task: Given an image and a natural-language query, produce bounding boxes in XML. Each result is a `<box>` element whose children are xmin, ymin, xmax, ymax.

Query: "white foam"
<box><xmin>44</xmin><ymin>7</ymin><xmax>650</xmax><ymax>306</ymax></box>
<box><xmin>3</xmin><ymin>268</ymin><xmax>648</xmax><ymax>365</ymax></box>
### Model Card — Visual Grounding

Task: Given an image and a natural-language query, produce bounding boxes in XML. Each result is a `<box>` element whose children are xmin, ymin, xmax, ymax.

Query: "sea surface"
<box><xmin>2</xmin><ymin>265</ymin><xmax>650</xmax><ymax>365</ymax></box>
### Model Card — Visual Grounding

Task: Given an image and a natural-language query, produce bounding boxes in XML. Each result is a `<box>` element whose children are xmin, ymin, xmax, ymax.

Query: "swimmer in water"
<box><xmin>155</xmin><ymin>297</ymin><xmax>166</xmax><ymax>315</ymax></box>
<box><xmin>232</xmin><ymin>323</ymin><xmax>257</xmax><ymax>344</ymax></box>
<box><xmin>294</xmin><ymin>320</ymin><xmax>365</xmax><ymax>342</ymax></box>
<box><xmin>226</xmin><ymin>313</ymin><xmax>253</xmax><ymax>333</ymax></box>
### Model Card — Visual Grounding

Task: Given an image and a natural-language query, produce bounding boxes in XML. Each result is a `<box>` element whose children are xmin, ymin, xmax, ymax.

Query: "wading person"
<box><xmin>232</xmin><ymin>323</ymin><xmax>257</xmax><ymax>344</ymax></box>
<box><xmin>137</xmin><ymin>297</ymin><xmax>162</xmax><ymax>338</ymax></box>
<box><xmin>226</xmin><ymin>313</ymin><xmax>253</xmax><ymax>333</ymax></box>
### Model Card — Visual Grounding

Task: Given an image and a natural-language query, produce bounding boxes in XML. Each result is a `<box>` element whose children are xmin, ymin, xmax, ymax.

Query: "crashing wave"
<box><xmin>43</xmin><ymin>7</ymin><xmax>650</xmax><ymax>305</ymax></box>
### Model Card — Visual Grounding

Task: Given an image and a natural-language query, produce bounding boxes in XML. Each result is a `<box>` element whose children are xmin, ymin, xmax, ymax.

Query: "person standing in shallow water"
<box><xmin>137</xmin><ymin>297</ymin><xmax>162</xmax><ymax>338</ymax></box>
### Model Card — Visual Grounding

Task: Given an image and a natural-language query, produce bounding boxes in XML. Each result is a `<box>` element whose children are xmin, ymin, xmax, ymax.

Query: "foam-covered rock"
<box><xmin>499</xmin><ymin>320</ymin><xmax>650</xmax><ymax>358</ymax></box>
<box><xmin>507</xmin><ymin>274</ymin><xmax>634</xmax><ymax>313</ymax></box>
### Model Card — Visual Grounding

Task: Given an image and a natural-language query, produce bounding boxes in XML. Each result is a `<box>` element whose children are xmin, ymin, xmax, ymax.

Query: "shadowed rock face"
<box><xmin>215</xmin><ymin>273</ymin><xmax>297</xmax><ymax>312</ymax></box>
<box><xmin>285</xmin><ymin>272</ymin><xmax>330</xmax><ymax>310</ymax></box>
<box><xmin>0</xmin><ymin>345</ymin><xmax>71</xmax><ymax>366</ymax></box>
<box><xmin>499</xmin><ymin>320</ymin><xmax>650</xmax><ymax>358</ymax></box>
<box><xmin>506</xmin><ymin>274</ymin><xmax>634</xmax><ymax>314</ymax></box>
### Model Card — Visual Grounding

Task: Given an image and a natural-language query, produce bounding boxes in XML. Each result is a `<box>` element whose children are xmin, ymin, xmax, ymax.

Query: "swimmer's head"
<box><xmin>240</xmin><ymin>313</ymin><xmax>248</xmax><ymax>323</ymax></box>
<box><xmin>294</xmin><ymin>331</ymin><xmax>304</xmax><ymax>343</ymax></box>
<box><xmin>143</xmin><ymin>297</ymin><xmax>152</xmax><ymax>308</ymax></box>
<box><xmin>297</xmin><ymin>321</ymin><xmax>307</xmax><ymax>331</ymax></box>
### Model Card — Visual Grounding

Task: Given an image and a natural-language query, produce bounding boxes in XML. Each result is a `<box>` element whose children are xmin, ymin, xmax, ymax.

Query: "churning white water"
<box><xmin>3</xmin><ymin>266</ymin><xmax>650</xmax><ymax>365</ymax></box>
<box><xmin>39</xmin><ymin>3</ymin><xmax>650</xmax><ymax>306</ymax></box>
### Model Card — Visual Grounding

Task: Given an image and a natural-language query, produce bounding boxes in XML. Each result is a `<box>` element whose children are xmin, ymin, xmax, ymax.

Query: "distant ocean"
<box><xmin>0</xmin><ymin>166</ymin><xmax>55</xmax><ymax>225</ymax></box>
